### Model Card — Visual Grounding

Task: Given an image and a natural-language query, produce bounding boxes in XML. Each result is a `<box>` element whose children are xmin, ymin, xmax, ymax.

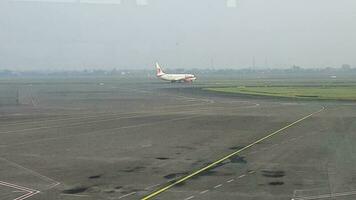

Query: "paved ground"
<box><xmin>0</xmin><ymin>79</ymin><xmax>356</xmax><ymax>200</ymax></box>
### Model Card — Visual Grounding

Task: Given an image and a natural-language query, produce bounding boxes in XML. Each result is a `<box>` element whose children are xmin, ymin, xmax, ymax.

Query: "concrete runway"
<box><xmin>1</xmin><ymin>80</ymin><xmax>356</xmax><ymax>200</ymax></box>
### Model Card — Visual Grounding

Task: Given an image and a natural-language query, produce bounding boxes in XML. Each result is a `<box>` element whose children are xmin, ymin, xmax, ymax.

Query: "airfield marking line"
<box><xmin>0</xmin><ymin>96</ymin><xmax>213</xmax><ymax>130</ymax></box>
<box><xmin>183</xmin><ymin>195</ymin><xmax>195</xmax><ymax>200</ymax></box>
<box><xmin>145</xmin><ymin>184</ymin><xmax>161</xmax><ymax>190</ymax></box>
<box><xmin>0</xmin><ymin>111</ymin><xmax>128</xmax><ymax>127</ymax></box>
<box><xmin>47</xmin><ymin>182</ymin><xmax>60</xmax><ymax>189</ymax></box>
<box><xmin>0</xmin><ymin>98</ymin><xmax>255</xmax><ymax>137</ymax></box>
<box><xmin>4</xmin><ymin>115</ymin><xmax>200</xmax><ymax>147</ymax></box>
<box><xmin>118</xmin><ymin>192</ymin><xmax>137</xmax><ymax>199</ymax></box>
<box><xmin>15</xmin><ymin>191</ymin><xmax>40</xmax><ymax>200</ymax></box>
<box><xmin>214</xmin><ymin>184</ymin><xmax>222</xmax><ymax>189</ymax></box>
<box><xmin>200</xmin><ymin>190</ymin><xmax>209</xmax><ymax>194</ymax></box>
<box><xmin>60</xmin><ymin>194</ymin><xmax>90</xmax><ymax>197</ymax></box>
<box><xmin>238</xmin><ymin>174</ymin><xmax>246</xmax><ymax>178</ymax></box>
<box><xmin>0</xmin><ymin>113</ymin><xmax>158</xmax><ymax>135</ymax></box>
<box><xmin>0</xmin><ymin>181</ymin><xmax>40</xmax><ymax>200</ymax></box>
<box><xmin>0</xmin><ymin>157</ymin><xmax>59</xmax><ymax>185</ymax></box>
<box><xmin>1</xmin><ymin>105</ymin><xmax>218</xmax><ymax>136</ymax></box>
<box><xmin>0</xmin><ymin>181</ymin><xmax>35</xmax><ymax>192</ymax></box>
<box><xmin>292</xmin><ymin>190</ymin><xmax>356</xmax><ymax>200</ymax></box>
<box><xmin>141</xmin><ymin>107</ymin><xmax>325</xmax><ymax>200</ymax></box>
<box><xmin>227</xmin><ymin>179</ymin><xmax>234</xmax><ymax>183</ymax></box>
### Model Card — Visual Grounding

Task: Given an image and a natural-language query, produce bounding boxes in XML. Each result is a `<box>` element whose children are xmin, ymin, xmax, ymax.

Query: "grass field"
<box><xmin>205</xmin><ymin>86</ymin><xmax>356</xmax><ymax>101</ymax></box>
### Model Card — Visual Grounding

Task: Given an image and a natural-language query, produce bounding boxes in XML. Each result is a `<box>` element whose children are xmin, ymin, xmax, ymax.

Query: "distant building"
<box><xmin>291</xmin><ymin>65</ymin><xmax>302</xmax><ymax>71</ymax></box>
<box><xmin>341</xmin><ymin>64</ymin><xmax>351</xmax><ymax>70</ymax></box>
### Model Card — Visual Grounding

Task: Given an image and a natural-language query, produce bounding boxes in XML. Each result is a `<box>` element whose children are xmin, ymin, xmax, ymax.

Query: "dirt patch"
<box><xmin>62</xmin><ymin>186</ymin><xmax>89</xmax><ymax>194</ymax></box>
<box><xmin>229</xmin><ymin>146</ymin><xmax>245</xmax><ymax>150</ymax></box>
<box><xmin>164</xmin><ymin>172</ymin><xmax>187</xmax><ymax>179</ymax></box>
<box><xmin>229</xmin><ymin>155</ymin><xmax>247</xmax><ymax>164</ymax></box>
<box><xmin>269</xmin><ymin>181</ymin><xmax>284</xmax><ymax>186</ymax></box>
<box><xmin>122</xmin><ymin>166</ymin><xmax>145</xmax><ymax>173</ymax></box>
<box><xmin>88</xmin><ymin>174</ymin><xmax>102</xmax><ymax>179</ymax></box>
<box><xmin>262</xmin><ymin>170</ymin><xmax>285</xmax><ymax>178</ymax></box>
<box><xmin>156</xmin><ymin>157</ymin><xmax>170</xmax><ymax>160</ymax></box>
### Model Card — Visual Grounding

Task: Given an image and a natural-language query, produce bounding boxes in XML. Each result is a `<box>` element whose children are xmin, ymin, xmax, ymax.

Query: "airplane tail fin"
<box><xmin>156</xmin><ymin>62</ymin><xmax>165</xmax><ymax>77</ymax></box>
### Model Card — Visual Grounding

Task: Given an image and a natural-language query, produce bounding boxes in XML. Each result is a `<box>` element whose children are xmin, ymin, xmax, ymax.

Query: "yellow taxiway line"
<box><xmin>141</xmin><ymin>107</ymin><xmax>325</xmax><ymax>200</ymax></box>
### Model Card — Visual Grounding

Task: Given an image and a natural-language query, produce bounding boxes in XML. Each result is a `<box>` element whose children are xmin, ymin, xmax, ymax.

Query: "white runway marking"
<box><xmin>200</xmin><ymin>190</ymin><xmax>209</xmax><ymax>194</ymax></box>
<box><xmin>0</xmin><ymin>157</ymin><xmax>60</xmax><ymax>188</ymax></box>
<box><xmin>118</xmin><ymin>192</ymin><xmax>137</xmax><ymax>199</ymax></box>
<box><xmin>214</xmin><ymin>184</ymin><xmax>222</xmax><ymax>189</ymax></box>
<box><xmin>292</xmin><ymin>190</ymin><xmax>356</xmax><ymax>200</ymax></box>
<box><xmin>184</xmin><ymin>195</ymin><xmax>195</xmax><ymax>200</ymax></box>
<box><xmin>227</xmin><ymin>179</ymin><xmax>234</xmax><ymax>183</ymax></box>
<box><xmin>47</xmin><ymin>182</ymin><xmax>60</xmax><ymax>189</ymax></box>
<box><xmin>145</xmin><ymin>184</ymin><xmax>160</xmax><ymax>190</ymax></box>
<box><xmin>60</xmin><ymin>194</ymin><xmax>90</xmax><ymax>197</ymax></box>
<box><xmin>5</xmin><ymin>115</ymin><xmax>200</xmax><ymax>147</ymax></box>
<box><xmin>0</xmin><ymin>181</ymin><xmax>40</xmax><ymax>200</ymax></box>
<box><xmin>12</xmin><ymin>190</ymin><xmax>25</xmax><ymax>193</ymax></box>
<box><xmin>238</xmin><ymin>174</ymin><xmax>246</xmax><ymax>178</ymax></box>
<box><xmin>0</xmin><ymin>111</ymin><xmax>127</xmax><ymax>127</ymax></box>
<box><xmin>0</xmin><ymin>113</ymin><xmax>155</xmax><ymax>135</ymax></box>
<box><xmin>0</xmin><ymin>95</ymin><xmax>215</xmax><ymax>134</ymax></box>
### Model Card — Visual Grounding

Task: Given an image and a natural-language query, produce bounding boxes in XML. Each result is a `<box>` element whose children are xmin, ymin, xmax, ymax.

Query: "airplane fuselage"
<box><xmin>155</xmin><ymin>62</ymin><xmax>197</xmax><ymax>82</ymax></box>
<box><xmin>158</xmin><ymin>73</ymin><xmax>196</xmax><ymax>82</ymax></box>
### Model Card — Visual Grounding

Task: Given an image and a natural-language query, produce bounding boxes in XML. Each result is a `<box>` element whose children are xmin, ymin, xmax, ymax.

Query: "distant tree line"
<box><xmin>0</xmin><ymin>64</ymin><xmax>355</xmax><ymax>77</ymax></box>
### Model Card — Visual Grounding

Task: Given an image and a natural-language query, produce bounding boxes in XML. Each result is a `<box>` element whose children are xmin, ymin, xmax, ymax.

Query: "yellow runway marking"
<box><xmin>141</xmin><ymin>107</ymin><xmax>325</xmax><ymax>200</ymax></box>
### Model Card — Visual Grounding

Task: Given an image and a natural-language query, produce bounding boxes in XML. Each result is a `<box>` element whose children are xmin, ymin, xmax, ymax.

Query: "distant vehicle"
<box><xmin>155</xmin><ymin>62</ymin><xmax>197</xmax><ymax>82</ymax></box>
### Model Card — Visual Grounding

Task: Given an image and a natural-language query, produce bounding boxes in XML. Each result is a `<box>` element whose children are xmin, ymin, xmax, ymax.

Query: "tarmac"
<box><xmin>1</xmin><ymin>79</ymin><xmax>356</xmax><ymax>200</ymax></box>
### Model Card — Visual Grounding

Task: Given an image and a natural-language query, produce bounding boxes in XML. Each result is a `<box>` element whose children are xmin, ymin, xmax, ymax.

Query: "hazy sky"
<box><xmin>0</xmin><ymin>0</ymin><xmax>356</xmax><ymax>70</ymax></box>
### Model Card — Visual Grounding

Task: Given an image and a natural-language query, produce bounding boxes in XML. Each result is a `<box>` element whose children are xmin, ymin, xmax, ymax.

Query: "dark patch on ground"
<box><xmin>62</xmin><ymin>186</ymin><xmax>89</xmax><ymax>194</ymax></box>
<box><xmin>175</xmin><ymin>181</ymin><xmax>186</xmax><ymax>187</ymax></box>
<box><xmin>262</xmin><ymin>170</ymin><xmax>285</xmax><ymax>178</ymax></box>
<box><xmin>122</xmin><ymin>166</ymin><xmax>145</xmax><ymax>173</ymax></box>
<box><xmin>156</xmin><ymin>157</ymin><xmax>170</xmax><ymax>160</ymax></box>
<box><xmin>205</xmin><ymin>161</ymin><xmax>227</xmax><ymax>171</ymax></box>
<box><xmin>200</xmin><ymin>170</ymin><xmax>217</xmax><ymax>177</ymax></box>
<box><xmin>121</xmin><ymin>188</ymin><xmax>141</xmax><ymax>194</ymax></box>
<box><xmin>229</xmin><ymin>155</ymin><xmax>247</xmax><ymax>163</ymax></box>
<box><xmin>269</xmin><ymin>181</ymin><xmax>284</xmax><ymax>186</ymax></box>
<box><xmin>115</xmin><ymin>186</ymin><xmax>122</xmax><ymax>189</ymax></box>
<box><xmin>166</xmin><ymin>179</ymin><xmax>186</xmax><ymax>187</ymax></box>
<box><xmin>176</xmin><ymin>145</ymin><xmax>195</xmax><ymax>150</ymax></box>
<box><xmin>229</xmin><ymin>145</ymin><xmax>245</xmax><ymax>150</ymax></box>
<box><xmin>164</xmin><ymin>172</ymin><xmax>187</xmax><ymax>179</ymax></box>
<box><xmin>88</xmin><ymin>174</ymin><xmax>102</xmax><ymax>179</ymax></box>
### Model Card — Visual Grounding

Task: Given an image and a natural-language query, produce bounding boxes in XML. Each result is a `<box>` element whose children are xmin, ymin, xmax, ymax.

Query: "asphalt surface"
<box><xmin>1</xmin><ymin>79</ymin><xmax>356</xmax><ymax>200</ymax></box>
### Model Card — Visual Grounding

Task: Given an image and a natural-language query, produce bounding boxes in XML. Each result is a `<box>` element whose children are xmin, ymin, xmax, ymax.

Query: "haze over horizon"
<box><xmin>0</xmin><ymin>0</ymin><xmax>355</xmax><ymax>70</ymax></box>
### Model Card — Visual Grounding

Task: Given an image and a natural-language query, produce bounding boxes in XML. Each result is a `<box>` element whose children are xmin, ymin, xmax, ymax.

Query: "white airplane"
<box><xmin>155</xmin><ymin>63</ymin><xmax>197</xmax><ymax>82</ymax></box>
